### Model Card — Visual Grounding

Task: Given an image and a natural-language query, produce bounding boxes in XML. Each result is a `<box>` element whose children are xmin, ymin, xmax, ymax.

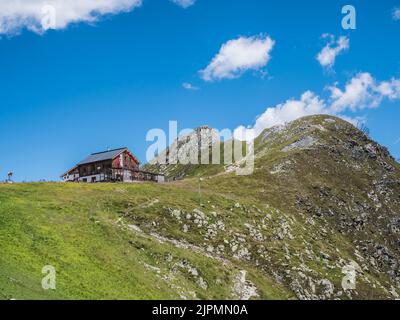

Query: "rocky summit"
<box><xmin>1</xmin><ymin>115</ymin><xmax>399</xmax><ymax>300</ymax></box>
<box><xmin>147</xmin><ymin>114</ymin><xmax>400</xmax><ymax>299</ymax></box>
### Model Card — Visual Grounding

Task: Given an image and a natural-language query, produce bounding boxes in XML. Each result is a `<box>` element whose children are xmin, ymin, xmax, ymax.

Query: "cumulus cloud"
<box><xmin>316</xmin><ymin>34</ymin><xmax>349</xmax><ymax>70</ymax></box>
<box><xmin>170</xmin><ymin>0</ymin><xmax>196</xmax><ymax>8</ymax></box>
<box><xmin>234</xmin><ymin>73</ymin><xmax>400</xmax><ymax>141</ymax></box>
<box><xmin>393</xmin><ymin>8</ymin><xmax>400</xmax><ymax>21</ymax></box>
<box><xmin>0</xmin><ymin>0</ymin><xmax>142</xmax><ymax>36</ymax></box>
<box><xmin>234</xmin><ymin>91</ymin><xmax>328</xmax><ymax>141</ymax></box>
<box><xmin>200</xmin><ymin>35</ymin><xmax>275</xmax><ymax>82</ymax></box>
<box><xmin>329</xmin><ymin>73</ymin><xmax>400</xmax><ymax>112</ymax></box>
<box><xmin>182</xmin><ymin>82</ymin><xmax>199</xmax><ymax>90</ymax></box>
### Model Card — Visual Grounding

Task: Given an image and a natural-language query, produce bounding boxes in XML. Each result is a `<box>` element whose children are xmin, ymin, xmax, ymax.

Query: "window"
<box><xmin>82</xmin><ymin>178</ymin><xmax>87</xmax><ymax>183</ymax></box>
<box><xmin>91</xmin><ymin>177</ymin><xmax>96</xmax><ymax>183</ymax></box>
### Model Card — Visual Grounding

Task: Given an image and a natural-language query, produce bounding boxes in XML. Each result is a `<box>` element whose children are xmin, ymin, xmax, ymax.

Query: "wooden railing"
<box><xmin>78</xmin><ymin>168</ymin><xmax>163</xmax><ymax>183</ymax></box>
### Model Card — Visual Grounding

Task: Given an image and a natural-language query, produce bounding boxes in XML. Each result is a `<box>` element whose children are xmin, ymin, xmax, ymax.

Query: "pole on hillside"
<box><xmin>198</xmin><ymin>176</ymin><xmax>203</xmax><ymax>206</ymax></box>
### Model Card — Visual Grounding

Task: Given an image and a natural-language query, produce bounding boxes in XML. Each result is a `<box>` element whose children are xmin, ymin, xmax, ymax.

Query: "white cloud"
<box><xmin>200</xmin><ymin>35</ymin><xmax>275</xmax><ymax>82</ymax></box>
<box><xmin>393</xmin><ymin>8</ymin><xmax>400</xmax><ymax>21</ymax></box>
<box><xmin>234</xmin><ymin>73</ymin><xmax>400</xmax><ymax>141</ymax></box>
<box><xmin>316</xmin><ymin>34</ymin><xmax>349</xmax><ymax>70</ymax></box>
<box><xmin>329</xmin><ymin>73</ymin><xmax>400</xmax><ymax>112</ymax></box>
<box><xmin>377</xmin><ymin>79</ymin><xmax>400</xmax><ymax>99</ymax></box>
<box><xmin>0</xmin><ymin>0</ymin><xmax>142</xmax><ymax>36</ymax></box>
<box><xmin>234</xmin><ymin>91</ymin><xmax>328</xmax><ymax>140</ymax></box>
<box><xmin>170</xmin><ymin>0</ymin><xmax>196</xmax><ymax>8</ymax></box>
<box><xmin>182</xmin><ymin>82</ymin><xmax>199</xmax><ymax>90</ymax></box>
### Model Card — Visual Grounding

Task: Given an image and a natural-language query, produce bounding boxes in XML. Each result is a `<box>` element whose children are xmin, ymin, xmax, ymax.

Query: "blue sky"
<box><xmin>0</xmin><ymin>0</ymin><xmax>399</xmax><ymax>181</ymax></box>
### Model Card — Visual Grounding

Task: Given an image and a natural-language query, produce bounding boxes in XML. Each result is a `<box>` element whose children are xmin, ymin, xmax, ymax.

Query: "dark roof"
<box><xmin>77</xmin><ymin>147</ymin><xmax>127</xmax><ymax>166</ymax></box>
<box><xmin>60</xmin><ymin>166</ymin><xmax>78</xmax><ymax>178</ymax></box>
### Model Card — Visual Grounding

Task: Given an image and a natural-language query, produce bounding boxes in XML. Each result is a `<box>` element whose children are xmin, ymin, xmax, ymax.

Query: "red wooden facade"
<box><xmin>62</xmin><ymin>148</ymin><xmax>164</xmax><ymax>183</ymax></box>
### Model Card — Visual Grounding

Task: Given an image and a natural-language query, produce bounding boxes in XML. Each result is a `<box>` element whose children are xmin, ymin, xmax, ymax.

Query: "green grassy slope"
<box><xmin>179</xmin><ymin>115</ymin><xmax>400</xmax><ymax>299</ymax></box>
<box><xmin>0</xmin><ymin>183</ymin><xmax>290</xmax><ymax>300</ymax></box>
<box><xmin>1</xmin><ymin>115</ymin><xmax>399</xmax><ymax>300</ymax></box>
